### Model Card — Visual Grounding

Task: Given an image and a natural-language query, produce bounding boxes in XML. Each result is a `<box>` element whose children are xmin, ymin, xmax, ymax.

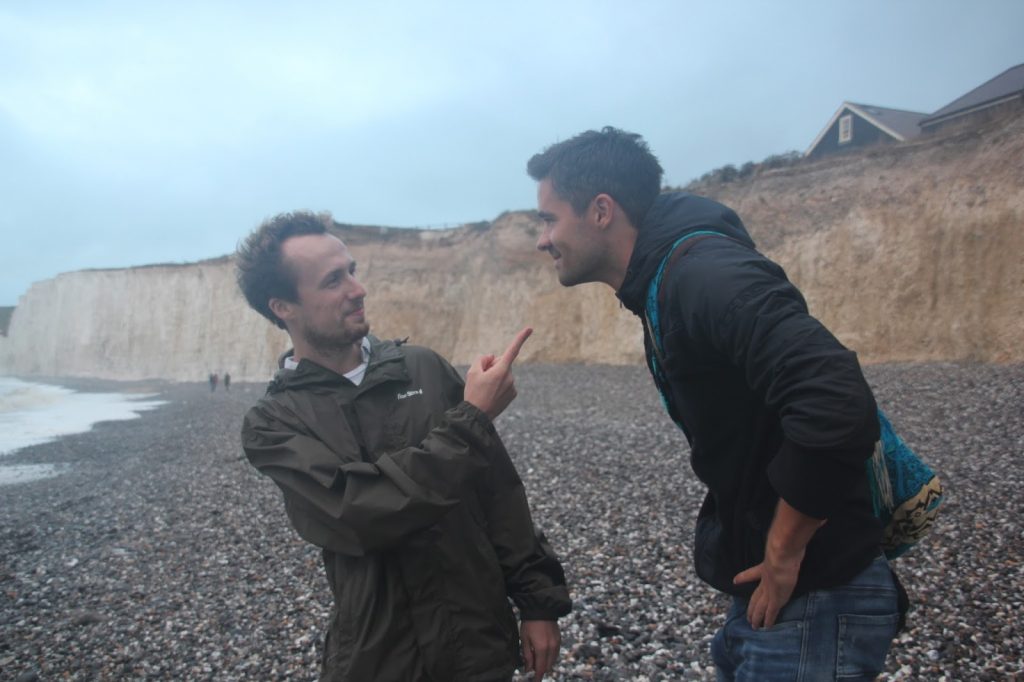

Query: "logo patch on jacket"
<box><xmin>396</xmin><ymin>388</ymin><xmax>423</xmax><ymax>400</ymax></box>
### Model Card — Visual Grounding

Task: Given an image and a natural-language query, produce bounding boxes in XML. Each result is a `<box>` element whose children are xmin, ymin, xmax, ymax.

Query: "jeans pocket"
<box><xmin>714</xmin><ymin>619</ymin><xmax>807</xmax><ymax>681</ymax></box>
<box><xmin>736</xmin><ymin>620</ymin><xmax>805</xmax><ymax>681</ymax></box>
<box><xmin>836</xmin><ymin>612</ymin><xmax>899</xmax><ymax>679</ymax></box>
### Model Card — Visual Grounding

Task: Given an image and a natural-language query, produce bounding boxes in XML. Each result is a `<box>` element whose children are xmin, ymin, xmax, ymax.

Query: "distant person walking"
<box><xmin>223</xmin><ymin>372</ymin><xmax>231</xmax><ymax>391</ymax></box>
<box><xmin>208</xmin><ymin>373</ymin><xmax>218</xmax><ymax>392</ymax></box>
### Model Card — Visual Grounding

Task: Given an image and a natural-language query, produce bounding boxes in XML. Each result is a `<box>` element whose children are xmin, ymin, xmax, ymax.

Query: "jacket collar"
<box><xmin>268</xmin><ymin>335</ymin><xmax>407</xmax><ymax>395</ymax></box>
<box><xmin>616</xmin><ymin>192</ymin><xmax>756</xmax><ymax>315</ymax></box>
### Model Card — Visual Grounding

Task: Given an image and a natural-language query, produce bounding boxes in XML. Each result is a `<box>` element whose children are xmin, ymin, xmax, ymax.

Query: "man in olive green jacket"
<box><xmin>236</xmin><ymin>211</ymin><xmax>571</xmax><ymax>681</ymax></box>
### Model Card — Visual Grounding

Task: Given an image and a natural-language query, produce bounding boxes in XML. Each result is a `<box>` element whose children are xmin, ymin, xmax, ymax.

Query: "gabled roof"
<box><xmin>805</xmin><ymin>102</ymin><xmax>928</xmax><ymax>156</ymax></box>
<box><xmin>848</xmin><ymin>102</ymin><xmax>928</xmax><ymax>139</ymax></box>
<box><xmin>921</xmin><ymin>63</ymin><xmax>1024</xmax><ymax>126</ymax></box>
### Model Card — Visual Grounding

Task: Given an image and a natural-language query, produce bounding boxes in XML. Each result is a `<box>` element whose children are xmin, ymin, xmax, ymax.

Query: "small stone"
<box><xmin>71</xmin><ymin>611</ymin><xmax>105</xmax><ymax>626</ymax></box>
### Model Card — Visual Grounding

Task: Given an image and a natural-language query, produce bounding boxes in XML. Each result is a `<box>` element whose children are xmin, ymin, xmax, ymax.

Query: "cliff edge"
<box><xmin>1</xmin><ymin>113</ymin><xmax>1021</xmax><ymax>381</ymax></box>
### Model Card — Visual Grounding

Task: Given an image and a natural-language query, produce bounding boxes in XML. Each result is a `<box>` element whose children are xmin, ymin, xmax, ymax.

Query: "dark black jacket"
<box><xmin>242</xmin><ymin>337</ymin><xmax>571</xmax><ymax>681</ymax></box>
<box><xmin>617</xmin><ymin>192</ymin><xmax>882</xmax><ymax>597</ymax></box>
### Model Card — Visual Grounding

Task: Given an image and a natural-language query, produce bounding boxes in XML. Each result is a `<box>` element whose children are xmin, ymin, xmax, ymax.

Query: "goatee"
<box><xmin>305</xmin><ymin>321</ymin><xmax>370</xmax><ymax>356</ymax></box>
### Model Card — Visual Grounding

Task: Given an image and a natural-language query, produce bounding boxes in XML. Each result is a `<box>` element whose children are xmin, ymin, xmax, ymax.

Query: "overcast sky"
<box><xmin>1</xmin><ymin>1</ymin><xmax>1022</xmax><ymax>305</ymax></box>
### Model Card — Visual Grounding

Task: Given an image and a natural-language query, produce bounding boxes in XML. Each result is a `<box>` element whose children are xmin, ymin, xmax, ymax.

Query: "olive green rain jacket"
<box><xmin>241</xmin><ymin>336</ymin><xmax>571</xmax><ymax>681</ymax></box>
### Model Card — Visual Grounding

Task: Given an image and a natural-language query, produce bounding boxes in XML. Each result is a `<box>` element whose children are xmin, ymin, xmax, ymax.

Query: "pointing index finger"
<box><xmin>499</xmin><ymin>327</ymin><xmax>533</xmax><ymax>366</ymax></box>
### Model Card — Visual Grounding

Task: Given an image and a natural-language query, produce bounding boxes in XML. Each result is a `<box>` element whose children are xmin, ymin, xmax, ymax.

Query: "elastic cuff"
<box><xmin>446</xmin><ymin>400</ymin><xmax>498</xmax><ymax>446</ymax></box>
<box><xmin>514</xmin><ymin>586</ymin><xmax>573</xmax><ymax>620</ymax></box>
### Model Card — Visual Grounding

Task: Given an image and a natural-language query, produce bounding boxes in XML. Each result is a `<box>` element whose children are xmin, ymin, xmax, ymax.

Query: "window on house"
<box><xmin>838</xmin><ymin>114</ymin><xmax>853</xmax><ymax>144</ymax></box>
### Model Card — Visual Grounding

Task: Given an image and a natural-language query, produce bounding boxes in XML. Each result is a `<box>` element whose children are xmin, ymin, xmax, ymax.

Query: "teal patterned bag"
<box><xmin>868</xmin><ymin>410</ymin><xmax>944</xmax><ymax>558</ymax></box>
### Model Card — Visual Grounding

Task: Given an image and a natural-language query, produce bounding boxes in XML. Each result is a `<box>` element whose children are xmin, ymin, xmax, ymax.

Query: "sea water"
<box><xmin>0</xmin><ymin>377</ymin><xmax>166</xmax><ymax>485</ymax></box>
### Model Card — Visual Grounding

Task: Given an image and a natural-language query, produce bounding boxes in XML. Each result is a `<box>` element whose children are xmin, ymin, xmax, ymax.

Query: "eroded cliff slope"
<box><xmin>2</xmin><ymin>114</ymin><xmax>1021</xmax><ymax>380</ymax></box>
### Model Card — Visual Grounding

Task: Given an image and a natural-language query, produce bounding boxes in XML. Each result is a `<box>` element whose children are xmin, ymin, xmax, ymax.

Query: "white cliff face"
<box><xmin>1</xmin><ymin>261</ymin><xmax>291</xmax><ymax>382</ymax></box>
<box><xmin>350</xmin><ymin>215</ymin><xmax>642</xmax><ymax>369</ymax></box>
<box><xmin>0</xmin><ymin>218</ymin><xmax>645</xmax><ymax>382</ymax></box>
<box><xmin>3</xmin><ymin>114</ymin><xmax>1022</xmax><ymax>381</ymax></box>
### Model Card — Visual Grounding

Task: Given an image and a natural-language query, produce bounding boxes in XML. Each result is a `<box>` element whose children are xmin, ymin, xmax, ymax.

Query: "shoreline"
<box><xmin>0</xmin><ymin>378</ymin><xmax>176</xmax><ymax>486</ymax></box>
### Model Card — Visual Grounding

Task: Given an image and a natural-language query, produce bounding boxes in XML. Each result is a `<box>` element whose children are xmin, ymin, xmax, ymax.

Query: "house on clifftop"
<box><xmin>919</xmin><ymin>62</ymin><xmax>1024</xmax><ymax>134</ymax></box>
<box><xmin>805</xmin><ymin>102</ymin><xmax>927</xmax><ymax>159</ymax></box>
<box><xmin>806</xmin><ymin>63</ymin><xmax>1024</xmax><ymax>160</ymax></box>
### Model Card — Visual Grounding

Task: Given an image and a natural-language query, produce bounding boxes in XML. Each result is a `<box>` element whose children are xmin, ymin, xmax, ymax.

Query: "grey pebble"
<box><xmin>0</xmin><ymin>363</ymin><xmax>1022</xmax><ymax>680</ymax></box>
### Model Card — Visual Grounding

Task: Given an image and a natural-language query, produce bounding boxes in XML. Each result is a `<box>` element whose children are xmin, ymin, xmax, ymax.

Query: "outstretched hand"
<box><xmin>464</xmin><ymin>327</ymin><xmax>532</xmax><ymax>420</ymax></box>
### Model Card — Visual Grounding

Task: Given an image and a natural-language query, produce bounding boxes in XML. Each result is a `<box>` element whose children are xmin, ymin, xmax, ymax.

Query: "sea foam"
<box><xmin>0</xmin><ymin>377</ymin><xmax>166</xmax><ymax>484</ymax></box>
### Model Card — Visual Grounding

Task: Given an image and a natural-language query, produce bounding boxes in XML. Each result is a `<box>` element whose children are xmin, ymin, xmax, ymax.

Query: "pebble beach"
<box><xmin>1</xmin><ymin>362</ymin><xmax>1022</xmax><ymax>681</ymax></box>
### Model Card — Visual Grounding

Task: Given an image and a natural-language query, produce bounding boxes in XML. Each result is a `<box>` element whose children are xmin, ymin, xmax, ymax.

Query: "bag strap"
<box><xmin>644</xmin><ymin>230</ymin><xmax>733</xmax><ymax>359</ymax></box>
<box><xmin>641</xmin><ymin>230</ymin><xmax>736</xmax><ymax>434</ymax></box>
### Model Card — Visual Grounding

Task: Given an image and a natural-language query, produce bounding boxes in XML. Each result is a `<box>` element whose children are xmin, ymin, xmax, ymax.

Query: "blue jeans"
<box><xmin>711</xmin><ymin>556</ymin><xmax>900</xmax><ymax>681</ymax></box>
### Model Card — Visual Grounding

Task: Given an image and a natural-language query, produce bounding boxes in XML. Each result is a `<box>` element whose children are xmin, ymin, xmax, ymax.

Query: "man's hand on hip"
<box><xmin>733</xmin><ymin>497</ymin><xmax>826</xmax><ymax>629</ymax></box>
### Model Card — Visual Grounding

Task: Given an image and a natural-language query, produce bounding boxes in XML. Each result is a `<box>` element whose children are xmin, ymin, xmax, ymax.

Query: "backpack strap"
<box><xmin>644</xmin><ymin>230</ymin><xmax>731</xmax><ymax>359</ymax></box>
<box><xmin>641</xmin><ymin>230</ymin><xmax>734</xmax><ymax>432</ymax></box>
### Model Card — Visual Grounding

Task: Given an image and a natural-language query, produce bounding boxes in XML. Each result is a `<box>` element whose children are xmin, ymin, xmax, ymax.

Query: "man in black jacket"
<box><xmin>236</xmin><ymin>211</ymin><xmax>571</xmax><ymax>681</ymax></box>
<box><xmin>527</xmin><ymin>128</ymin><xmax>900</xmax><ymax>680</ymax></box>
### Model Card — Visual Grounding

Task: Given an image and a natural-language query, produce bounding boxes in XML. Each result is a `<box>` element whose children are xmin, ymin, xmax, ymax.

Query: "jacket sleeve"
<box><xmin>434</xmin><ymin>356</ymin><xmax>572</xmax><ymax>621</ymax></box>
<box><xmin>674</xmin><ymin>245</ymin><xmax>880</xmax><ymax>519</ymax></box>
<box><xmin>482</xmin><ymin>477</ymin><xmax>573</xmax><ymax>621</ymax></box>
<box><xmin>242</xmin><ymin>398</ymin><xmax>501</xmax><ymax>556</ymax></box>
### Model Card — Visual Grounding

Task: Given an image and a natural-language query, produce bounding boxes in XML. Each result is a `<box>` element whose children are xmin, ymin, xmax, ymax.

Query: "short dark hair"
<box><xmin>527</xmin><ymin>126</ymin><xmax>663</xmax><ymax>228</ymax></box>
<box><xmin>235</xmin><ymin>211</ymin><xmax>332</xmax><ymax>329</ymax></box>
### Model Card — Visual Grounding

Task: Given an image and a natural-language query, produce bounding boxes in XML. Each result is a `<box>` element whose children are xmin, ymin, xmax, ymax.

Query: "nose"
<box><xmin>349</xmin><ymin>276</ymin><xmax>368</xmax><ymax>300</ymax></box>
<box><xmin>536</xmin><ymin>225</ymin><xmax>551</xmax><ymax>252</ymax></box>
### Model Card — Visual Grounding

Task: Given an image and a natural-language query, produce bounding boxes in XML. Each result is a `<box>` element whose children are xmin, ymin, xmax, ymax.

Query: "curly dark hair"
<box><xmin>527</xmin><ymin>126</ymin><xmax>664</xmax><ymax>229</ymax></box>
<box><xmin>235</xmin><ymin>211</ymin><xmax>332</xmax><ymax>329</ymax></box>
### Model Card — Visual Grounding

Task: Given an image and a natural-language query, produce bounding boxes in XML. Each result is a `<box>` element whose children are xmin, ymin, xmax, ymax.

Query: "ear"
<box><xmin>592</xmin><ymin>193</ymin><xmax>615</xmax><ymax>228</ymax></box>
<box><xmin>268</xmin><ymin>297</ymin><xmax>294</xmax><ymax>325</ymax></box>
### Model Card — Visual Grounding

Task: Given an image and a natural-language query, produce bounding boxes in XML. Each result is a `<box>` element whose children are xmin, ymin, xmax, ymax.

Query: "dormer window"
<box><xmin>838</xmin><ymin>114</ymin><xmax>853</xmax><ymax>144</ymax></box>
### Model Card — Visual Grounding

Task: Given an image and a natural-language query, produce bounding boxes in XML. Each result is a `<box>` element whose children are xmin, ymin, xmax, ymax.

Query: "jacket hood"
<box><xmin>267</xmin><ymin>335</ymin><xmax>405</xmax><ymax>394</ymax></box>
<box><xmin>616</xmin><ymin>192</ymin><xmax>755</xmax><ymax>314</ymax></box>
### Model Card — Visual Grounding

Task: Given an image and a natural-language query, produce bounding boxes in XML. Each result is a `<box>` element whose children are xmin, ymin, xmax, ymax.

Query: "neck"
<box><xmin>292</xmin><ymin>337</ymin><xmax>364</xmax><ymax>376</ymax></box>
<box><xmin>606</xmin><ymin>224</ymin><xmax>639</xmax><ymax>291</ymax></box>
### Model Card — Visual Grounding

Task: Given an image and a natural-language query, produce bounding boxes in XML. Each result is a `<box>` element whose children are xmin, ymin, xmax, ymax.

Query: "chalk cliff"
<box><xmin>2</xmin><ymin>113</ymin><xmax>1021</xmax><ymax>381</ymax></box>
